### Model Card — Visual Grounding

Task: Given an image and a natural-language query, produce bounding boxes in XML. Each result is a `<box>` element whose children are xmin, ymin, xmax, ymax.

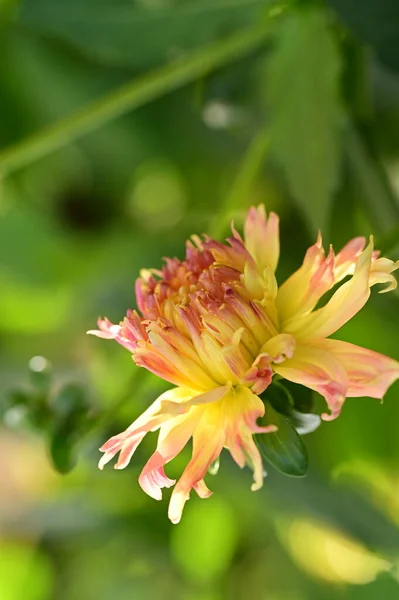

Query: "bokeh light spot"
<box><xmin>129</xmin><ymin>159</ymin><xmax>187</xmax><ymax>231</ymax></box>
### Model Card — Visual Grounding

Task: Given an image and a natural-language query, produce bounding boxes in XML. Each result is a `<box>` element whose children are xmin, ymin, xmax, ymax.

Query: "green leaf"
<box><xmin>255</xmin><ymin>401</ymin><xmax>308</xmax><ymax>477</ymax></box>
<box><xmin>20</xmin><ymin>0</ymin><xmax>272</xmax><ymax>69</ymax></box>
<box><xmin>344</xmin><ymin>123</ymin><xmax>399</xmax><ymax>235</ymax></box>
<box><xmin>51</xmin><ymin>383</ymin><xmax>89</xmax><ymax>420</ymax></box>
<box><xmin>268</xmin><ymin>381</ymin><xmax>321</xmax><ymax>435</ymax></box>
<box><xmin>0</xmin><ymin>21</ymin><xmax>272</xmax><ymax>175</ymax></box>
<box><xmin>49</xmin><ymin>422</ymin><xmax>78</xmax><ymax>474</ymax></box>
<box><xmin>267</xmin><ymin>8</ymin><xmax>342</xmax><ymax>234</ymax></box>
<box><xmin>327</xmin><ymin>0</ymin><xmax>399</xmax><ymax>74</ymax></box>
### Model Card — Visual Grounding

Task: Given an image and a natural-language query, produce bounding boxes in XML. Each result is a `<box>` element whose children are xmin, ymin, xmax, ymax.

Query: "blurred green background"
<box><xmin>1</xmin><ymin>0</ymin><xmax>399</xmax><ymax>599</ymax></box>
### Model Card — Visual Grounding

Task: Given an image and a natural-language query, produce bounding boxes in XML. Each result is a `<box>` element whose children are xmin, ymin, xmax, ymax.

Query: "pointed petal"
<box><xmin>139</xmin><ymin>409</ymin><xmax>202</xmax><ymax>500</ymax></box>
<box><xmin>334</xmin><ymin>237</ymin><xmax>366</xmax><ymax>281</ymax></box>
<box><xmin>244</xmin><ymin>205</ymin><xmax>280</xmax><ymax>272</ymax></box>
<box><xmin>369</xmin><ymin>257</ymin><xmax>399</xmax><ymax>293</ymax></box>
<box><xmin>276</xmin><ymin>234</ymin><xmax>335</xmax><ymax>324</ymax></box>
<box><xmin>316</xmin><ymin>339</ymin><xmax>399</xmax><ymax>399</ymax></box>
<box><xmin>285</xmin><ymin>238</ymin><xmax>374</xmax><ymax>341</ymax></box>
<box><xmin>168</xmin><ymin>422</ymin><xmax>225</xmax><ymax>524</ymax></box>
<box><xmin>98</xmin><ymin>387</ymin><xmax>195</xmax><ymax>471</ymax></box>
<box><xmin>273</xmin><ymin>344</ymin><xmax>349</xmax><ymax>421</ymax></box>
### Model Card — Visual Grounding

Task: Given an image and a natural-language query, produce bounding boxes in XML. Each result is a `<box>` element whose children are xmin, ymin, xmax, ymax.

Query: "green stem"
<box><xmin>209</xmin><ymin>128</ymin><xmax>270</xmax><ymax>238</ymax></box>
<box><xmin>0</xmin><ymin>23</ymin><xmax>272</xmax><ymax>176</ymax></box>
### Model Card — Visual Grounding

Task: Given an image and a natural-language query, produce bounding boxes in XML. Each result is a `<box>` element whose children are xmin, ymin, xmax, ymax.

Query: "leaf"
<box><xmin>255</xmin><ymin>401</ymin><xmax>308</xmax><ymax>477</ymax></box>
<box><xmin>48</xmin><ymin>383</ymin><xmax>91</xmax><ymax>473</ymax></box>
<box><xmin>267</xmin><ymin>8</ymin><xmax>342</xmax><ymax>234</ymax></box>
<box><xmin>19</xmin><ymin>0</ymin><xmax>272</xmax><ymax>69</ymax></box>
<box><xmin>51</xmin><ymin>383</ymin><xmax>89</xmax><ymax>420</ymax></box>
<box><xmin>0</xmin><ymin>22</ymin><xmax>272</xmax><ymax>175</ymax></box>
<box><xmin>49</xmin><ymin>422</ymin><xmax>78</xmax><ymax>474</ymax></box>
<box><xmin>266</xmin><ymin>380</ymin><xmax>321</xmax><ymax>435</ymax></box>
<box><xmin>327</xmin><ymin>0</ymin><xmax>399</xmax><ymax>74</ymax></box>
<box><xmin>344</xmin><ymin>123</ymin><xmax>399</xmax><ymax>236</ymax></box>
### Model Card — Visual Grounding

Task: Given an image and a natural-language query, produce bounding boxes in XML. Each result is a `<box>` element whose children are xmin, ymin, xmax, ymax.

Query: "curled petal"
<box><xmin>285</xmin><ymin>238</ymin><xmax>374</xmax><ymax>341</ymax></box>
<box><xmin>139</xmin><ymin>409</ymin><xmax>202</xmax><ymax>500</ymax></box>
<box><xmin>273</xmin><ymin>343</ymin><xmax>349</xmax><ymax>421</ymax></box>
<box><xmin>203</xmin><ymin>235</ymin><xmax>254</xmax><ymax>272</ymax></box>
<box><xmin>87</xmin><ymin>317</ymin><xmax>121</xmax><ymax>340</ymax></box>
<box><xmin>316</xmin><ymin>339</ymin><xmax>399</xmax><ymax>399</ymax></box>
<box><xmin>242</xmin><ymin>356</ymin><xmax>273</xmax><ymax>395</ymax></box>
<box><xmin>334</xmin><ymin>237</ymin><xmax>366</xmax><ymax>281</ymax></box>
<box><xmin>168</xmin><ymin>386</ymin><xmax>273</xmax><ymax>523</ymax></box>
<box><xmin>369</xmin><ymin>258</ymin><xmax>399</xmax><ymax>293</ymax></box>
<box><xmin>277</xmin><ymin>234</ymin><xmax>335</xmax><ymax>325</ymax></box>
<box><xmin>260</xmin><ymin>333</ymin><xmax>296</xmax><ymax>364</ymax></box>
<box><xmin>88</xmin><ymin>317</ymin><xmax>138</xmax><ymax>353</ymax></box>
<box><xmin>98</xmin><ymin>387</ymin><xmax>194</xmax><ymax>471</ymax></box>
<box><xmin>168</xmin><ymin>426</ymin><xmax>225</xmax><ymax>524</ymax></box>
<box><xmin>193</xmin><ymin>479</ymin><xmax>213</xmax><ymax>498</ymax></box>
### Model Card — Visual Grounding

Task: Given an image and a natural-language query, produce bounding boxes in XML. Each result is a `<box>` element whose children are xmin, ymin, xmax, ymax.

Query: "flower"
<box><xmin>88</xmin><ymin>205</ymin><xmax>399</xmax><ymax>523</ymax></box>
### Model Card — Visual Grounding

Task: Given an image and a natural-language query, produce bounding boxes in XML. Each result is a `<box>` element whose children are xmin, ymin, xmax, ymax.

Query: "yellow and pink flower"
<box><xmin>89</xmin><ymin>205</ymin><xmax>399</xmax><ymax>523</ymax></box>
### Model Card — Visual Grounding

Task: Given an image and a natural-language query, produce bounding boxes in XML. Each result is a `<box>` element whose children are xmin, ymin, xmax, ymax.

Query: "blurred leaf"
<box><xmin>272</xmin><ymin>474</ymin><xmax>399</xmax><ymax>556</ymax></box>
<box><xmin>345</xmin><ymin>123</ymin><xmax>399</xmax><ymax>235</ymax></box>
<box><xmin>255</xmin><ymin>401</ymin><xmax>308</xmax><ymax>477</ymax></box>
<box><xmin>51</xmin><ymin>383</ymin><xmax>89</xmax><ymax>419</ymax></box>
<box><xmin>49</xmin><ymin>382</ymin><xmax>92</xmax><ymax>473</ymax></box>
<box><xmin>49</xmin><ymin>421</ymin><xmax>78</xmax><ymax>474</ymax></box>
<box><xmin>29</xmin><ymin>356</ymin><xmax>52</xmax><ymax>394</ymax></box>
<box><xmin>171</xmin><ymin>497</ymin><xmax>238</xmax><ymax>583</ymax></box>
<box><xmin>267</xmin><ymin>8</ymin><xmax>342</xmax><ymax>234</ymax></box>
<box><xmin>328</xmin><ymin>0</ymin><xmax>399</xmax><ymax>74</ymax></box>
<box><xmin>209</xmin><ymin>128</ymin><xmax>269</xmax><ymax>238</ymax></box>
<box><xmin>19</xmin><ymin>0</ymin><xmax>272</xmax><ymax>69</ymax></box>
<box><xmin>0</xmin><ymin>21</ymin><xmax>272</xmax><ymax>175</ymax></box>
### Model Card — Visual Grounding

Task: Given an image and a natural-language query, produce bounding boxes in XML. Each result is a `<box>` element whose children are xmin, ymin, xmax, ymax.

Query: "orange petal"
<box><xmin>244</xmin><ymin>205</ymin><xmax>280</xmax><ymax>272</ymax></box>
<box><xmin>285</xmin><ymin>238</ymin><xmax>373</xmax><ymax>341</ymax></box>
<box><xmin>276</xmin><ymin>233</ymin><xmax>335</xmax><ymax>325</ymax></box>
<box><xmin>273</xmin><ymin>343</ymin><xmax>349</xmax><ymax>421</ymax></box>
<box><xmin>315</xmin><ymin>339</ymin><xmax>399</xmax><ymax>399</ymax></box>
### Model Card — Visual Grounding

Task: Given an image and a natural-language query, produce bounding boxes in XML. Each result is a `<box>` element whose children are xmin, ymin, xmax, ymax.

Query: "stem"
<box><xmin>0</xmin><ymin>23</ymin><xmax>272</xmax><ymax>175</ymax></box>
<box><xmin>209</xmin><ymin>128</ymin><xmax>270</xmax><ymax>238</ymax></box>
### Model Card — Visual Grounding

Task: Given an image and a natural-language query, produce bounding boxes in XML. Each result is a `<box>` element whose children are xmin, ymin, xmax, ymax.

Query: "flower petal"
<box><xmin>315</xmin><ymin>339</ymin><xmax>399</xmax><ymax>399</ymax></box>
<box><xmin>285</xmin><ymin>238</ymin><xmax>374</xmax><ymax>341</ymax></box>
<box><xmin>369</xmin><ymin>257</ymin><xmax>399</xmax><ymax>293</ymax></box>
<box><xmin>244</xmin><ymin>205</ymin><xmax>280</xmax><ymax>272</ymax></box>
<box><xmin>168</xmin><ymin>420</ymin><xmax>225</xmax><ymax>524</ymax></box>
<box><xmin>139</xmin><ymin>408</ymin><xmax>203</xmax><ymax>500</ymax></box>
<box><xmin>273</xmin><ymin>343</ymin><xmax>349</xmax><ymax>421</ymax></box>
<box><xmin>276</xmin><ymin>234</ymin><xmax>335</xmax><ymax>325</ymax></box>
<box><xmin>98</xmin><ymin>387</ymin><xmax>195</xmax><ymax>470</ymax></box>
<box><xmin>334</xmin><ymin>237</ymin><xmax>366</xmax><ymax>281</ymax></box>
